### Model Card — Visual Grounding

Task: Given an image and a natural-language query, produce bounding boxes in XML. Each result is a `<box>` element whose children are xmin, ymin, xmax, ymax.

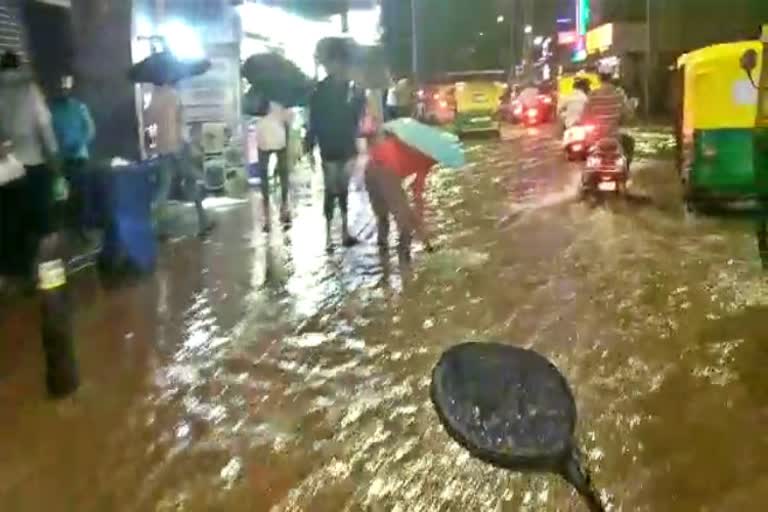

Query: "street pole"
<box><xmin>644</xmin><ymin>0</ymin><xmax>652</xmax><ymax>119</ymax></box>
<box><xmin>509</xmin><ymin>0</ymin><xmax>517</xmax><ymax>78</ymax></box>
<box><xmin>38</xmin><ymin>233</ymin><xmax>80</xmax><ymax>399</ymax></box>
<box><xmin>411</xmin><ymin>0</ymin><xmax>419</xmax><ymax>81</ymax></box>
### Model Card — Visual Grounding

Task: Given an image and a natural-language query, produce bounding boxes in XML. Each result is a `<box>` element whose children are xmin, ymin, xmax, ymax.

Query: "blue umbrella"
<box><xmin>383</xmin><ymin>118</ymin><xmax>466</xmax><ymax>168</ymax></box>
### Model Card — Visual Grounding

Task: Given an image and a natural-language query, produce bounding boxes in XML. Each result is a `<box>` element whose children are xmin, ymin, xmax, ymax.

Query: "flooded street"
<box><xmin>2</xmin><ymin>125</ymin><xmax>768</xmax><ymax>511</ymax></box>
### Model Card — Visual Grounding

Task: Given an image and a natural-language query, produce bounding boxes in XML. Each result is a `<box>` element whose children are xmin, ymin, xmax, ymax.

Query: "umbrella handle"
<box><xmin>560</xmin><ymin>447</ymin><xmax>606</xmax><ymax>512</ymax></box>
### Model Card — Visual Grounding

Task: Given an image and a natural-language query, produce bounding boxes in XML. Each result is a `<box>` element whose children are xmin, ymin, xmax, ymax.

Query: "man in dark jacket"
<box><xmin>306</xmin><ymin>41</ymin><xmax>365</xmax><ymax>249</ymax></box>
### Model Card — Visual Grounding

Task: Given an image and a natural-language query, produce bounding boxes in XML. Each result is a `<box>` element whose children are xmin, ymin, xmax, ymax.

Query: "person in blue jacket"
<box><xmin>49</xmin><ymin>74</ymin><xmax>95</xmax><ymax>239</ymax></box>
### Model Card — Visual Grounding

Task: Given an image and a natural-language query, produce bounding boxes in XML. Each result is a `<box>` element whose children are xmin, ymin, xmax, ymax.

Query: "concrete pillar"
<box><xmin>22</xmin><ymin>2</ymin><xmax>74</xmax><ymax>93</ymax></box>
<box><xmin>70</xmin><ymin>0</ymin><xmax>140</xmax><ymax>161</ymax></box>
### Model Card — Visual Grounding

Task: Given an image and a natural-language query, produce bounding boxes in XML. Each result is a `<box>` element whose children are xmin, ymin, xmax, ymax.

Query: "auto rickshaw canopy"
<box><xmin>557</xmin><ymin>72</ymin><xmax>600</xmax><ymax>99</ymax></box>
<box><xmin>677</xmin><ymin>41</ymin><xmax>763</xmax><ymax>131</ymax></box>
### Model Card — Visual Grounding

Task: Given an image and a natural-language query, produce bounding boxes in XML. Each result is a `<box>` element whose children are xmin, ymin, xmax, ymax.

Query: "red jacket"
<box><xmin>368</xmin><ymin>136</ymin><xmax>436</xmax><ymax>200</ymax></box>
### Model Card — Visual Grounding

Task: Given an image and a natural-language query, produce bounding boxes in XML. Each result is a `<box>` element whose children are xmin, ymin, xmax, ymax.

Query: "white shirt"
<box><xmin>145</xmin><ymin>85</ymin><xmax>184</xmax><ymax>155</ymax></box>
<box><xmin>560</xmin><ymin>90</ymin><xmax>589</xmax><ymax>128</ymax></box>
<box><xmin>255</xmin><ymin>102</ymin><xmax>293</xmax><ymax>152</ymax></box>
<box><xmin>0</xmin><ymin>71</ymin><xmax>58</xmax><ymax>166</ymax></box>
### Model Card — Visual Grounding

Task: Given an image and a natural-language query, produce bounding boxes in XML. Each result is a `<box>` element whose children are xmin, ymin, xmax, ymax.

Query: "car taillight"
<box><xmin>527</xmin><ymin>108</ymin><xmax>538</xmax><ymax>118</ymax></box>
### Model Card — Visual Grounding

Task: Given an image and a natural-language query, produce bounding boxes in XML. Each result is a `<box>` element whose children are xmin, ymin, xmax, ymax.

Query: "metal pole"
<box><xmin>644</xmin><ymin>0</ymin><xmax>652</xmax><ymax>119</ymax></box>
<box><xmin>509</xmin><ymin>0</ymin><xmax>517</xmax><ymax>77</ymax></box>
<box><xmin>411</xmin><ymin>0</ymin><xmax>419</xmax><ymax>80</ymax></box>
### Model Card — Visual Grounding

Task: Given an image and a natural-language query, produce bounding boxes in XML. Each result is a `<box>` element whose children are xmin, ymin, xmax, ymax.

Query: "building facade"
<box><xmin>588</xmin><ymin>0</ymin><xmax>768</xmax><ymax>114</ymax></box>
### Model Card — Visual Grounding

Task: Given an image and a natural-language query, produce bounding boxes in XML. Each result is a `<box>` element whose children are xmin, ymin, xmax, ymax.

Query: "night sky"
<box><xmin>381</xmin><ymin>0</ymin><xmax>574</xmax><ymax>76</ymax></box>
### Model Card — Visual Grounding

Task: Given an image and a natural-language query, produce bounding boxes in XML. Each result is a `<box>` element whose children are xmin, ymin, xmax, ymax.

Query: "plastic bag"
<box><xmin>0</xmin><ymin>153</ymin><xmax>25</xmax><ymax>186</ymax></box>
<box><xmin>53</xmin><ymin>174</ymin><xmax>69</xmax><ymax>202</ymax></box>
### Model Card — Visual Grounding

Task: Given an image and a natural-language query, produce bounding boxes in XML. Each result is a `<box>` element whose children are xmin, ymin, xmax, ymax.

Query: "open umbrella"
<box><xmin>383</xmin><ymin>118</ymin><xmax>465</xmax><ymax>168</ymax></box>
<box><xmin>128</xmin><ymin>51</ymin><xmax>210</xmax><ymax>85</ymax></box>
<box><xmin>242</xmin><ymin>52</ymin><xmax>311</xmax><ymax>107</ymax></box>
<box><xmin>315</xmin><ymin>36</ymin><xmax>358</xmax><ymax>66</ymax></box>
<box><xmin>431</xmin><ymin>342</ymin><xmax>605</xmax><ymax>512</ymax></box>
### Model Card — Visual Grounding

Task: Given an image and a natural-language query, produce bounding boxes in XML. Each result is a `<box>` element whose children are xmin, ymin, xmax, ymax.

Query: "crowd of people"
<box><xmin>257</xmin><ymin>39</ymin><xmax>436</xmax><ymax>255</ymax></box>
<box><xmin>0</xmin><ymin>51</ymin><xmax>94</xmax><ymax>295</ymax></box>
<box><xmin>0</xmin><ymin>40</ymin><xmax>439</xmax><ymax>296</ymax></box>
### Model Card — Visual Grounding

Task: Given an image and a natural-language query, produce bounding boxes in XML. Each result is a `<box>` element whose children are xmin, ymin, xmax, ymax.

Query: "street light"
<box><xmin>497</xmin><ymin>15</ymin><xmax>505</xmax><ymax>23</ymax></box>
<box><xmin>533</xmin><ymin>35</ymin><xmax>544</xmax><ymax>46</ymax></box>
<box><xmin>524</xmin><ymin>24</ymin><xmax>533</xmax><ymax>34</ymax></box>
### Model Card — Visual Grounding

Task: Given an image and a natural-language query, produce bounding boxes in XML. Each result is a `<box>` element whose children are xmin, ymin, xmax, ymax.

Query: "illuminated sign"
<box><xmin>573</xmin><ymin>0</ymin><xmax>591</xmax><ymax>61</ymax></box>
<box><xmin>586</xmin><ymin>23</ymin><xmax>614</xmax><ymax>54</ymax></box>
<box><xmin>572</xmin><ymin>49</ymin><xmax>588</xmax><ymax>63</ymax></box>
<box><xmin>558</xmin><ymin>31</ymin><xmax>578</xmax><ymax>45</ymax></box>
<box><xmin>576</xmin><ymin>0</ymin><xmax>590</xmax><ymax>36</ymax></box>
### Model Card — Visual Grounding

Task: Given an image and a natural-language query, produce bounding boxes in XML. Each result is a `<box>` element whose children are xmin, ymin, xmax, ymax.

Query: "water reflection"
<box><xmin>3</xmin><ymin>129</ymin><xmax>768</xmax><ymax>510</ymax></box>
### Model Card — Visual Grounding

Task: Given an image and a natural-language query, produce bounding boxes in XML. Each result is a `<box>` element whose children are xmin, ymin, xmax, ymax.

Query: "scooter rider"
<box><xmin>559</xmin><ymin>78</ymin><xmax>591</xmax><ymax>130</ymax></box>
<box><xmin>581</xmin><ymin>63</ymin><xmax>635</xmax><ymax>167</ymax></box>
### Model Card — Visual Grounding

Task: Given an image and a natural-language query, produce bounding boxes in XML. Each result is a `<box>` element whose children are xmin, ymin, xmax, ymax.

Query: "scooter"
<box><xmin>580</xmin><ymin>138</ymin><xmax>629</xmax><ymax>197</ymax></box>
<box><xmin>521</xmin><ymin>104</ymin><xmax>547</xmax><ymax>127</ymax></box>
<box><xmin>563</xmin><ymin>123</ymin><xmax>597</xmax><ymax>161</ymax></box>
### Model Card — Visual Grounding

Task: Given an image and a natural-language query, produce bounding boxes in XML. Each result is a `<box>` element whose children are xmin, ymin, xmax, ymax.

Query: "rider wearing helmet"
<box><xmin>582</xmin><ymin>62</ymin><xmax>635</xmax><ymax>165</ymax></box>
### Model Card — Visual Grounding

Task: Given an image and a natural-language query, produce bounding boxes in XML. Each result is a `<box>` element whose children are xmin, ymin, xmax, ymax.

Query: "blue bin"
<box><xmin>99</xmin><ymin>159</ymin><xmax>159</xmax><ymax>274</ymax></box>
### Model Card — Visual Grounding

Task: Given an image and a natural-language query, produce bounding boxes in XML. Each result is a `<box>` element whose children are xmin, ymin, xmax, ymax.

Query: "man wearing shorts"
<box><xmin>306</xmin><ymin>40</ymin><xmax>365</xmax><ymax>249</ymax></box>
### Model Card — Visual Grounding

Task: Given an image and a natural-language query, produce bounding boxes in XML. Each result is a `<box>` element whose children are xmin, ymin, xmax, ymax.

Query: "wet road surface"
<box><xmin>2</xmin><ymin>125</ymin><xmax>768</xmax><ymax>511</ymax></box>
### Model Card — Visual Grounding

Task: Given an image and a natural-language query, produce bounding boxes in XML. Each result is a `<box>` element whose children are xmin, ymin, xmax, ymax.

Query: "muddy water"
<box><xmin>1</xmin><ymin>127</ymin><xmax>768</xmax><ymax>511</ymax></box>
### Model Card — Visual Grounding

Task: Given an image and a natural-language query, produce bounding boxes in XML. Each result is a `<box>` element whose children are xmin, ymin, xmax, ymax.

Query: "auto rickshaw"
<box><xmin>556</xmin><ymin>71</ymin><xmax>600</xmax><ymax>112</ymax></box>
<box><xmin>446</xmin><ymin>70</ymin><xmax>506</xmax><ymax>135</ymax></box>
<box><xmin>676</xmin><ymin>31</ymin><xmax>768</xmax><ymax>206</ymax></box>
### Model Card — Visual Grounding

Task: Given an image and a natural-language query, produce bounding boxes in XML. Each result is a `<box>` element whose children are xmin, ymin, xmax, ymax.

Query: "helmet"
<box><xmin>597</xmin><ymin>60</ymin><xmax>616</xmax><ymax>78</ymax></box>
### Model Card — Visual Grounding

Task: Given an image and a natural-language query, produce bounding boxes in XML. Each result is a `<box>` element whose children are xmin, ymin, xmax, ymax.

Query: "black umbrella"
<box><xmin>431</xmin><ymin>342</ymin><xmax>605</xmax><ymax>512</ymax></box>
<box><xmin>315</xmin><ymin>36</ymin><xmax>360</xmax><ymax>66</ymax></box>
<box><xmin>128</xmin><ymin>51</ymin><xmax>211</xmax><ymax>85</ymax></box>
<box><xmin>242</xmin><ymin>53</ymin><xmax>311</xmax><ymax>107</ymax></box>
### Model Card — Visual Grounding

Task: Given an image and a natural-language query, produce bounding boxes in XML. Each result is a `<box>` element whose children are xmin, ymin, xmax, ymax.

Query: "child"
<box><xmin>365</xmin><ymin>132</ymin><xmax>436</xmax><ymax>257</ymax></box>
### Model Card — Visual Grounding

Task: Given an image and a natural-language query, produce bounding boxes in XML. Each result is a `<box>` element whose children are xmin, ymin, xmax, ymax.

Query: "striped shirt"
<box><xmin>582</xmin><ymin>84</ymin><xmax>628</xmax><ymax>140</ymax></box>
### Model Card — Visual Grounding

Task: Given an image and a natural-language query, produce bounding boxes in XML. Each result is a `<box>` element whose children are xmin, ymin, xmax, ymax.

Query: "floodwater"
<box><xmin>2</xmin><ymin>125</ymin><xmax>768</xmax><ymax>511</ymax></box>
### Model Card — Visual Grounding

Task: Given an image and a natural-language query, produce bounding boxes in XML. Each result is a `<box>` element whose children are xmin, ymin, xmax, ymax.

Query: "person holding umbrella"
<box><xmin>130</xmin><ymin>50</ymin><xmax>213</xmax><ymax>238</ymax></box>
<box><xmin>305</xmin><ymin>39</ymin><xmax>366</xmax><ymax>250</ymax></box>
<box><xmin>144</xmin><ymin>77</ymin><xmax>212</xmax><ymax>238</ymax></box>
<box><xmin>242</xmin><ymin>53</ymin><xmax>312</xmax><ymax>232</ymax></box>
<box><xmin>366</xmin><ymin>119</ymin><xmax>465</xmax><ymax>258</ymax></box>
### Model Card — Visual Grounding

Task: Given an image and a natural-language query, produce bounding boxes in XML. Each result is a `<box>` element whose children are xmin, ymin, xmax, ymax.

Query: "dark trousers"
<box><xmin>62</xmin><ymin>158</ymin><xmax>88</xmax><ymax>234</ymax></box>
<box><xmin>620</xmin><ymin>133</ymin><xmax>636</xmax><ymax>168</ymax></box>
<box><xmin>365</xmin><ymin>163</ymin><xmax>422</xmax><ymax>249</ymax></box>
<box><xmin>0</xmin><ymin>177</ymin><xmax>30</xmax><ymax>276</ymax></box>
<box><xmin>258</xmin><ymin>148</ymin><xmax>289</xmax><ymax>208</ymax></box>
<box><xmin>26</xmin><ymin>164</ymin><xmax>55</xmax><ymax>236</ymax></box>
<box><xmin>0</xmin><ymin>165</ymin><xmax>54</xmax><ymax>278</ymax></box>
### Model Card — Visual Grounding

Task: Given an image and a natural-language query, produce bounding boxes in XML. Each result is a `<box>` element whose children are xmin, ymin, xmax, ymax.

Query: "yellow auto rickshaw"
<box><xmin>675</xmin><ymin>30</ymin><xmax>768</xmax><ymax>205</ymax></box>
<box><xmin>446</xmin><ymin>70</ymin><xmax>507</xmax><ymax>135</ymax></box>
